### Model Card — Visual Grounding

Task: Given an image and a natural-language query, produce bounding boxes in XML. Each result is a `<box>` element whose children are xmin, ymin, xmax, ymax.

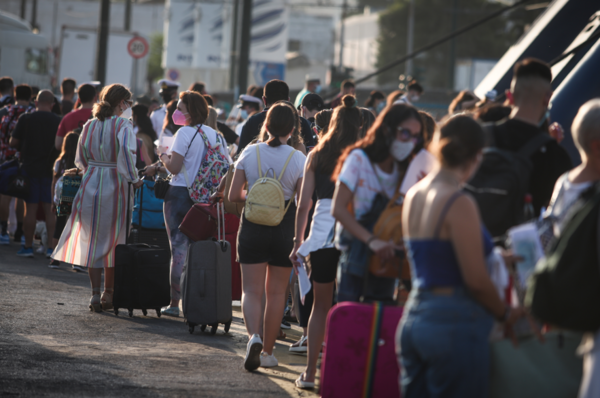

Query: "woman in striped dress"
<box><xmin>52</xmin><ymin>84</ymin><xmax>143</xmax><ymax>312</ymax></box>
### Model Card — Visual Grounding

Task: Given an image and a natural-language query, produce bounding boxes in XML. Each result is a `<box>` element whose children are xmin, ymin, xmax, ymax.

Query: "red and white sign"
<box><xmin>127</xmin><ymin>36</ymin><xmax>149</xmax><ymax>59</ymax></box>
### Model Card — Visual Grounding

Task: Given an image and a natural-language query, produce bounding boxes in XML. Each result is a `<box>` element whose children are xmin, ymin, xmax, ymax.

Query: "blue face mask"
<box><xmin>538</xmin><ymin>108</ymin><xmax>551</xmax><ymax>128</ymax></box>
<box><xmin>314</xmin><ymin>85</ymin><xmax>322</xmax><ymax>94</ymax></box>
<box><xmin>376</xmin><ymin>101</ymin><xmax>386</xmax><ymax>113</ymax></box>
<box><xmin>240</xmin><ymin>109</ymin><xmax>248</xmax><ymax>119</ymax></box>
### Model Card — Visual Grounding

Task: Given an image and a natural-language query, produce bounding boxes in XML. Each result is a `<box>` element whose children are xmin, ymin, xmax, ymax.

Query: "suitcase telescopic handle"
<box><xmin>216</xmin><ymin>201</ymin><xmax>226</xmax><ymax>249</ymax></box>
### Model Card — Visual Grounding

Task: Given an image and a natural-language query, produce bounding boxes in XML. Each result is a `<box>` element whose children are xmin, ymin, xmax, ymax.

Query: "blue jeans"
<box><xmin>397</xmin><ymin>288</ymin><xmax>494</xmax><ymax>398</ymax></box>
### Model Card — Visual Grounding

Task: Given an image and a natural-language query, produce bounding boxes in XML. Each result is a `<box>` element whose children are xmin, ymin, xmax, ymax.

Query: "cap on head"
<box><xmin>301</xmin><ymin>93</ymin><xmax>324</xmax><ymax>111</ymax></box>
<box><xmin>305</xmin><ymin>74</ymin><xmax>320</xmax><ymax>84</ymax></box>
<box><xmin>158</xmin><ymin>79</ymin><xmax>180</xmax><ymax>94</ymax></box>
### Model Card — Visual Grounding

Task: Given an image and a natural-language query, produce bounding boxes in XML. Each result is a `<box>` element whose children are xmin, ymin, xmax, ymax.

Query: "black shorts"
<box><xmin>308</xmin><ymin>248</ymin><xmax>340</xmax><ymax>284</ymax></box>
<box><xmin>236</xmin><ymin>203</ymin><xmax>296</xmax><ymax>267</ymax></box>
<box><xmin>54</xmin><ymin>215</ymin><xmax>68</xmax><ymax>240</ymax></box>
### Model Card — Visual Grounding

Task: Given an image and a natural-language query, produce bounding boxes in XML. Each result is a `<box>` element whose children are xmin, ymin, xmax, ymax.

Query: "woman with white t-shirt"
<box><xmin>157</xmin><ymin>91</ymin><xmax>231</xmax><ymax>317</ymax></box>
<box><xmin>229</xmin><ymin>102</ymin><xmax>307</xmax><ymax>371</ymax></box>
<box><xmin>331</xmin><ymin>103</ymin><xmax>423</xmax><ymax>302</ymax></box>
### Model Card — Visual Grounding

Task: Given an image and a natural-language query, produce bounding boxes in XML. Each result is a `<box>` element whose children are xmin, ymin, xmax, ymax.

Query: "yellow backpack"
<box><xmin>245</xmin><ymin>145</ymin><xmax>297</xmax><ymax>226</ymax></box>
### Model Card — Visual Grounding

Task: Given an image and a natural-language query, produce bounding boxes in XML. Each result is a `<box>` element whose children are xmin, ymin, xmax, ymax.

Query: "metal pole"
<box><xmin>406</xmin><ymin>0</ymin><xmax>415</xmax><ymax>76</ymax></box>
<box><xmin>31</xmin><ymin>0</ymin><xmax>37</xmax><ymax>30</ymax></box>
<box><xmin>95</xmin><ymin>0</ymin><xmax>111</xmax><ymax>85</ymax></box>
<box><xmin>20</xmin><ymin>0</ymin><xmax>27</xmax><ymax>20</ymax></box>
<box><xmin>124</xmin><ymin>0</ymin><xmax>132</xmax><ymax>31</ymax></box>
<box><xmin>237</xmin><ymin>0</ymin><xmax>252</xmax><ymax>95</ymax></box>
<box><xmin>449</xmin><ymin>0</ymin><xmax>459</xmax><ymax>90</ymax></box>
<box><xmin>229</xmin><ymin>0</ymin><xmax>240</xmax><ymax>91</ymax></box>
<box><xmin>338</xmin><ymin>0</ymin><xmax>347</xmax><ymax>69</ymax></box>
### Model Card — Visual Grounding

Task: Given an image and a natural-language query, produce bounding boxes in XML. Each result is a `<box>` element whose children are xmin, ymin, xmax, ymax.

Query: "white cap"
<box><xmin>237</xmin><ymin>94</ymin><xmax>263</xmax><ymax>107</ymax></box>
<box><xmin>305</xmin><ymin>74</ymin><xmax>320</xmax><ymax>83</ymax></box>
<box><xmin>158</xmin><ymin>79</ymin><xmax>180</xmax><ymax>90</ymax></box>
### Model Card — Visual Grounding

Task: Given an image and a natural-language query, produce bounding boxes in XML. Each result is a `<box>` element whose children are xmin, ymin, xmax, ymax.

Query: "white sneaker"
<box><xmin>259</xmin><ymin>352</ymin><xmax>278</xmax><ymax>368</ymax></box>
<box><xmin>244</xmin><ymin>334</ymin><xmax>263</xmax><ymax>371</ymax></box>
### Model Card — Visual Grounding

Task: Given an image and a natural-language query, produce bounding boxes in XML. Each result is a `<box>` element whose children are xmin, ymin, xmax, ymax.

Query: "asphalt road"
<box><xmin>0</xmin><ymin>239</ymin><xmax>318</xmax><ymax>397</ymax></box>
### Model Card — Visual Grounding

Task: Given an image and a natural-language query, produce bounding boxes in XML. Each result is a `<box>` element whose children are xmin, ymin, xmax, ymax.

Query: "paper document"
<box><xmin>508</xmin><ymin>222</ymin><xmax>544</xmax><ymax>289</ymax></box>
<box><xmin>159</xmin><ymin>135</ymin><xmax>175</xmax><ymax>153</ymax></box>
<box><xmin>297</xmin><ymin>265</ymin><xmax>312</xmax><ymax>305</ymax></box>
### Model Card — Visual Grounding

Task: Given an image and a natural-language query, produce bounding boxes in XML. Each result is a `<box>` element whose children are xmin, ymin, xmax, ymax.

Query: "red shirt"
<box><xmin>57</xmin><ymin>108</ymin><xmax>93</xmax><ymax>137</ymax></box>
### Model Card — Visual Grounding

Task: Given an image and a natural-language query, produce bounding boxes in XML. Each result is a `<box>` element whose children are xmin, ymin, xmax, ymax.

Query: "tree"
<box><xmin>376</xmin><ymin>0</ymin><xmax>543</xmax><ymax>89</ymax></box>
<box><xmin>147</xmin><ymin>33</ymin><xmax>164</xmax><ymax>93</ymax></box>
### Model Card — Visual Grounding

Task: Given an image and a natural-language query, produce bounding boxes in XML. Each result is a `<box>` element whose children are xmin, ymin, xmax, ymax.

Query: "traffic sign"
<box><xmin>127</xmin><ymin>36</ymin><xmax>149</xmax><ymax>59</ymax></box>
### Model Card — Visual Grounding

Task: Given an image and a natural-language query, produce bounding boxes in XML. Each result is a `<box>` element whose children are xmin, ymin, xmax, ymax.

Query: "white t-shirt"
<box><xmin>170</xmin><ymin>124</ymin><xmax>232</xmax><ymax>187</ymax></box>
<box><xmin>337</xmin><ymin>149</ymin><xmax>401</xmax><ymax>219</ymax></box>
<box><xmin>546</xmin><ymin>172</ymin><xmax>593</xmax><ymax>235</ymax></box>
<box><xmin>235</xmin><ymin>143</ymin><xmax>306</xmax><ymax>200</ymax></box>
<box><xmin>400</xmin><ymin>149</ymin><xmax>437</xmax><ymax>194</ymax></box>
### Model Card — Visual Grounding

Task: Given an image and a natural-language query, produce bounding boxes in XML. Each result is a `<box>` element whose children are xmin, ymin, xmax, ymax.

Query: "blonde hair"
<box><xmin>206</xmin><ymin>106</ymin><xmax>218</xmax><ymax>130</ymax></box>
<box><xmin>572</xmin><ymin>99</ymin><xmax>600</xmax><ymax>153</ymax></box>
<box><xmin>92</xmin><ymin>84</ymin><xmax>132</xmax><ymax>121</ymax></box>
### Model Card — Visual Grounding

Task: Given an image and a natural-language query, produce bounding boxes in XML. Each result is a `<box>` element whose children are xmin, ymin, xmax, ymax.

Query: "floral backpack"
<box><xmin>182</xmin><ymin>128</ymin><xmax>230</xmax><ymax>204</ymax></box>
<box><xmin>0</xmin><ymin>104</ymin><xmax>34</xmax><ymax>161</ymax></box>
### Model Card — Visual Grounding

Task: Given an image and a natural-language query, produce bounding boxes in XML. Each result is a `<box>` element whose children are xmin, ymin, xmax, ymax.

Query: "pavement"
<box><xmin>0</xmin><ymin>238</ymin><xmax>320</xmax><ymax>397</ymax></box>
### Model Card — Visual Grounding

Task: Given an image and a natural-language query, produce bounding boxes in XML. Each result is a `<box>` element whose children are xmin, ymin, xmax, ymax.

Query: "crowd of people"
<box><xmin>0</xmin><ymin>55</ymin><xmax>599</xmax><ymax>397</ymax></box>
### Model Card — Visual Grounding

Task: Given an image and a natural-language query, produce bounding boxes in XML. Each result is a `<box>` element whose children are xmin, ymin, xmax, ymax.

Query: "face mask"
<box><xmin>410</xmin><ymin>95</ymin><xmax>420</xmax><ymax>103</ymax></box>
<box><xmin>538</xmin><ymin>109</ymin><xmax>551</xmax><ymax>128</ymax></box>
<box><xmin>121</xmin><ymin>103</ymin><xmax>132</xmax><ymax>120</ymax></box>
<box><xmin>376</xmin><ymin>101</ymin><xmax>386</xmax><ymax>113</ymax></box>
<box><xmin>172</xmin><ymin>109</ymin><xmax>188</xmax><ymax>126</ymax></box>
<box><xmin>240</xmin><ymin>109</ymin><xmax>248</xmax><ymax>119</ymax></box>
<box><xmin>314</xmin><ymin>85</ymin><xmax>322</xmax><ymax>94</ymax></box>
<box><xmin>391</xmin><ymin>139</ymin><xmax>415</xmax><ymax>162</ymax></box>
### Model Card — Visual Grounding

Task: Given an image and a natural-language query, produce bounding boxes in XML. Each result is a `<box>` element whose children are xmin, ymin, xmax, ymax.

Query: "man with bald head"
<box><xmin>492</xmin><ymin>58</ymin><xmax>572</xmax><ymax>216</ymax></box>
<box><xmin>10</xmin><ymin>89</ymin><xmax>60</xmax><ymax>257</ymax></box>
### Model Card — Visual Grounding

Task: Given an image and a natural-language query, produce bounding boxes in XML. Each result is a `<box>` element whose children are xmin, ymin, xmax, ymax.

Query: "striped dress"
<box><xmin>52</xmin><ymin>116</ymin><xmax>139</xmax><ymax>268</ymax></box>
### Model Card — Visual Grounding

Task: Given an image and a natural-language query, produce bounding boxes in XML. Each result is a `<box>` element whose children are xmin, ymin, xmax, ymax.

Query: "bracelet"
<box><xmin>366</xmin><ymin>235</ymin><xmax>376</xmax><ymax>246</ymax></box>
<box><xmin>160</xmin><ymin>153</ymin><xmax>168</xmax><ymax>159</ymax></box>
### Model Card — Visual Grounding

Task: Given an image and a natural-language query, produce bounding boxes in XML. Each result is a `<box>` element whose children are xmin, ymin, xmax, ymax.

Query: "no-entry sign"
<box><xmin>127</xmin><ymin>36</ymin><xmax>149</xmax><ymax>59</ymax></box>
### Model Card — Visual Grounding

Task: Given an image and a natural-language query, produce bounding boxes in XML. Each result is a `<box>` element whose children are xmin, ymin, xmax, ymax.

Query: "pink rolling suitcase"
<box><xmin>320</xmin><ymin>301</ymin><xmax>403</xmax><ymax>398</ymax></box>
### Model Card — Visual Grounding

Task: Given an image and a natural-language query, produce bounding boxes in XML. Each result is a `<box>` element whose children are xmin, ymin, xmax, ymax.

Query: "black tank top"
<box><xmin>315</xmin><ymin>169</ymin><xmax>335</xmax><ymax>200</ymax></box>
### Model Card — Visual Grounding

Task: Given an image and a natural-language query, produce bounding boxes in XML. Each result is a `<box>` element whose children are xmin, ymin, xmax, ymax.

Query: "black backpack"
<box><xmin>526</xmin><ymin>183</ymin><xmax>600</xmax><ymax>332</ymax></box>
<box><xmin>464</xmin><ymin>124</ymin><xmax>552</xmax><ymax>239</ymax></box>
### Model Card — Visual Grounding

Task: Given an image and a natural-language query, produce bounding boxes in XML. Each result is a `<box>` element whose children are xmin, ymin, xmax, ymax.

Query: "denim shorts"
<box><xmin>236</xmin><ymin>202</ymin><xmax>296</xmax><ymax>267</ymax></box>
<box><xmin>397</xmin><ymin>288</ymin><xmax>494</xmax><ymax>398</ymax></box>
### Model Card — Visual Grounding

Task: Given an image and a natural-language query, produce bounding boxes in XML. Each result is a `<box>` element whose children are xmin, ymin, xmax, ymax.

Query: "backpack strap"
<box><xmin>482</xmin><ymin>123</ymin><xmax>497</xmax><ymax>147</ymax></box>
<box><xmin>277</xmin><ymin>149</ymin><xmax>297</xmax><ymax>181</ymax></box>
<box><xmin>433</xmin><ymin>191</ymin><xmax>464</xmax><ymax>239</ymax></box>
<box><xmin>255</xmin><ymin>145</ymin><xmax>263</xmax><ymax>178</ymax></box>
<box><xmin>518</xmin><ymin>133</ymin><xmax>553</xmax><ymax>158</ymax></box>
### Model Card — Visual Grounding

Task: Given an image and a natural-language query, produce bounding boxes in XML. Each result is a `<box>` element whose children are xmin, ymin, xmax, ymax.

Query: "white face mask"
<box><xmin>121</xmin><ymin>103</ymin><xmax>132</xmax><ymax>119</ymax></box>
<box><xmin>410</xmin><ymin>95</ymin><xmax>420</xmax><ymax>103</ymax></box>
<box><xmin>391</xmin><ymin>139</ymin><xmax>415</xmax><ymax>162</ymax></box>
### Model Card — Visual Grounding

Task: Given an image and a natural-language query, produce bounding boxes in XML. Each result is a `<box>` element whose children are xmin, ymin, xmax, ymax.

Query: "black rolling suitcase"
<box><xmin>113</xmin><ymin>184</ymin><xmax>171</xmax><ymax>318</ymax></box>
<box><xmin>181</xmin><ymin>203</ymin><xmax>233</xmax><ymax>335</ymax></box>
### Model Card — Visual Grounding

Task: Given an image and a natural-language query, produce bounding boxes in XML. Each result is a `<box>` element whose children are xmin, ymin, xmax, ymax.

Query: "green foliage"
<box><xmin>147</xmin><ymin>33</ymin><xmax>164</xmax><ymax>84</ymax></box>
<box><xmin>376</xmin><ymin>0</ymin><xmax>543</xmax><ymax>88</ymax></box>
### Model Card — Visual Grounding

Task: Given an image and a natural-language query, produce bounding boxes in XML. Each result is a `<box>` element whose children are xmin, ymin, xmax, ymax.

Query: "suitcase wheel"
<box><xmin>142</xmin><ymin>309</ymin><xmax>148</xmax><ymax>317</ymax></box>
<box><xmin>128</xmin><ymin>309</ymin><xmax>134</xmax><ymax>318</ymax></box>
<box><xmin>189</xmin><ymin>325</ymin><xmax>195</xmax><ymax>334</ymax></box>
<box><xmin>114</xmin><ymin>308</ymin><xmax>119</xmax><ymax>316</ymax></box>
<box><xmin>210</xmin><ymin>324</ymin><xmax>218</xmax><ymax>335</ymax></box>
<box><xmin>224</xmin><ymin>322</ymin><xmax>231</xmax><ymax>333</ymax></box>
<box><xmin>200</xmin><ymin>324</ymin><xmax>207</xmax><ymax>332</ymax></box>
<box><xmin>155</xmin><ymin>309</ymin><xmax>161</xmax><ymax>318</ymax></box>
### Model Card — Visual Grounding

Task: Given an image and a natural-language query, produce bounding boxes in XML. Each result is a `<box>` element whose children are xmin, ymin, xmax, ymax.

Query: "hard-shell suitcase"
<box><xmin>181</xmin><ymin>203</ymin><xmax>233</xmax><ymax>335</ymax></box>
<box><xmin>113</xmin><ymin>183</ymin><xmax>171</xmax><ymax>318</ymax></box>
<box><xmin>320</xmin><ymin>301</ymin><xmax>404</xmax><ymax>398</ymax></box>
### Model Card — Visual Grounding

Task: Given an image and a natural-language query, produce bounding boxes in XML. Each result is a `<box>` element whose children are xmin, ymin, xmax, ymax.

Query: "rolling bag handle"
<box><xmin>216</xmin><ymin>201</ymin><xmax>226</xmax><ymax>248</ymax></box>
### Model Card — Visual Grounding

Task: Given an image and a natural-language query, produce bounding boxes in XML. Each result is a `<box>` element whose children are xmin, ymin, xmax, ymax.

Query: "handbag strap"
<box><xmin>181</xmin><ymin>126</ymin><xmax>201</xmax><ymax>195</ymax></box>
<box><xmin>362</xmin><ymin>301</ymin><xmax>384</xmax><ymax>398</ymax></box>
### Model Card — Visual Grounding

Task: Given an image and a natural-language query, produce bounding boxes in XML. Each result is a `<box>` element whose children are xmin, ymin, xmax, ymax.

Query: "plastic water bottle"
<box><xmin>523</xmin><ymin>194</ymin><xmax>535</xmax><ymax>222</ymax></box>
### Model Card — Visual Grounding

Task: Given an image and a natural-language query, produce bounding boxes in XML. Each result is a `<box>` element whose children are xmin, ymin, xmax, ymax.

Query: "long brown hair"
<box><xmin>333</xmin><ymin>103</ymin><xmax>422</xmax><ymax>181</ymax></box>
<box><xmin>259</xmin><ymin>101</ymin><xmax>303</xmax><ymax>148</ymax></box>
<box><xmin>92</xmin><ymin>84</ymin><xmax>132</xmax><ymax>121</ymax></box>
<box><xmin>56</xmin><ymin>131</ymin><xmax>80</xmax><ymax>176</ymax></box>
<box><xmin>162</xmin><ymin>99</ymin><xmax>178</xmax><ymax>134</ymax></box>
<box><xmin>312</xmin><ymin>95</ymin><xmax>362</xmax><ymax>176</ymax></box>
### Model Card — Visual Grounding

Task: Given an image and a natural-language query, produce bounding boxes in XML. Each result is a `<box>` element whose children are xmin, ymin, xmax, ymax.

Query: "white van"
<box><xmin>0</xmin><ymin>11</ymin><xmax>51</xmax><ymax>88</ymax></box>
